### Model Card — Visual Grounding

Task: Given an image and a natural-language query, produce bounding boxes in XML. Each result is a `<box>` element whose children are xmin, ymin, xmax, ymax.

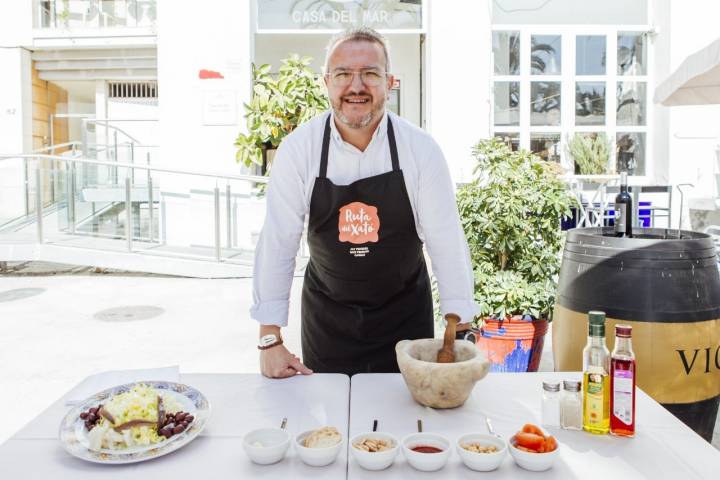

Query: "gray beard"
<box><xmin>332</xmin><ymin>99</ymin><xmax>385</xmax><ymax>129</ymax></box>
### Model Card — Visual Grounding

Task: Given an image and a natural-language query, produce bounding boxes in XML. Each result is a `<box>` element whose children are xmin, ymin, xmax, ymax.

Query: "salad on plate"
<box><xmin>80</xmin><ymin>383</ymin><xmax>195</xmax><ymax>451</ymax></box>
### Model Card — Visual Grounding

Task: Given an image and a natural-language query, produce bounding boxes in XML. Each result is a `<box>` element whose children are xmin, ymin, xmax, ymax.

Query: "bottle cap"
<box><xmin>615</xmin><ymin>324</ymin><xmax>632</xmax><ymax>337</ymax></box>
<box><xmin>563</xmin><ymin>380</ymin><xmax>581</xmax><ymax>392</ymax></box>
<box><xmin>542</xmin><ymin>381</ymin><xmax>560</xmax><ymax>392</ymax></box>
<box><xmin>588</xmin><ymin>311</ymin><xmax>606</xmax><ymax>336</ymax></box>
<box><xmin>588</xmin><ymin>311</ymin><xmax>606</xmax><ymax>325</ymax></box>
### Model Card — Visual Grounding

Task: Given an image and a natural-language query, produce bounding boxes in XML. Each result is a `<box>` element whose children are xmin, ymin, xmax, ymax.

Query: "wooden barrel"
<box><xmin>553</xmin><ymin>227</ymin><xmax>720</xmax><ymax>441</ymax></box>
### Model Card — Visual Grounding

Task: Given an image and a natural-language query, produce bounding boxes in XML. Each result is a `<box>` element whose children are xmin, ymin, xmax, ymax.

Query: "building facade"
<box><xmin>1</xmin><ymin>0</ymin><xmax>720</xmax><ymax>272</ymax></box>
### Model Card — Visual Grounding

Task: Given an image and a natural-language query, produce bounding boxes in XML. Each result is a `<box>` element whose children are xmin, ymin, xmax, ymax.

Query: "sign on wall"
<box><xmin>257</xmin><ymin>0</ymin><xmax>424</xmax><ymax>31</ymax></box>
<box><xmin>201</xmin><ymin>89</ymin><xmax>238</xmax><ymax>126</ymax></box>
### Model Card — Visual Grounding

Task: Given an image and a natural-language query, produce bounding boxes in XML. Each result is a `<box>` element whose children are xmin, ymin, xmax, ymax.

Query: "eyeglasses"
<box><xmin>326</xmin><ymin>69</ymin><xmax>388</xmax><ymax>87</ymax></box>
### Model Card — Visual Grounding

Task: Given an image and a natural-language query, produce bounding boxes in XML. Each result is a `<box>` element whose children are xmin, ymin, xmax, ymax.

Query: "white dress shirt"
<box><xmin>251</xmin><ymin>110</ymin><xmax>479</xmax><ymax>326</ymax></box>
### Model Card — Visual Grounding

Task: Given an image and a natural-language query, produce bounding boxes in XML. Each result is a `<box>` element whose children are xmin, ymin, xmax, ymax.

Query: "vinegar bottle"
<box><xmin>610</xmin><ymin>324</ymin><xmax>636</xmax><ymax>437</ymax></box>
<box><xmin>582</xmin><ymin>311</ymin><xmax>610</xmax><ymax>434</ymax></box>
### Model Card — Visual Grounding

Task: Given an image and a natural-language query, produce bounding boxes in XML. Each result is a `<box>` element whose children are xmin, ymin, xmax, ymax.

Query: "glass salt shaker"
<box><xmin>541</xmin><ymin>381</ymin><xmax>561</xmax><ymax>428</ymax></box>
<box><xmin>561</xmin><ymin>380</ymin><xmax>583</xmax><ymax>430</ymax></box>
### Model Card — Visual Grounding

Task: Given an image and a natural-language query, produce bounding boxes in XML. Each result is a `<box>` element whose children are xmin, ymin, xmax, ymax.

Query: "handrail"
<box><xmin>86</xmin><ymin>119</ymin><xmax>144</xmax><ymax>146</ymax></box>
<box><xmin>32</xmin><ymin>141</ymin><xmax>82</xmax><ymax>153</ymax></box>
<box><xmin>94</xmin><ymin>142</ymin><xmax>160</xmax><ymax>148</ymax></box>
<box><xmin>0</xmin><ymin>153</ymin><xmax>268</xmax><ymax>184</ymax></box>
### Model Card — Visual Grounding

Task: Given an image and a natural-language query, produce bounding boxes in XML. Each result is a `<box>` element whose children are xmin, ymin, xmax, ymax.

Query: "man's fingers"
<box><xmin>275</xmin><ymin>366</ymin><xmax>298</xmax><ymax>378</ymax></box>
<box><xmin>289</xmin><ymin>356</ymin><xmax>313</xmax><ymax>375</ymax></box>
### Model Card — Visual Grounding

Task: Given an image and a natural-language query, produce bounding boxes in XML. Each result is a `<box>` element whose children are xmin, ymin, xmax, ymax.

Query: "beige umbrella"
<box><xmin>654</xmin><ymin>37</ymin><xmax>720</xmax><ymax>106</ymax></box>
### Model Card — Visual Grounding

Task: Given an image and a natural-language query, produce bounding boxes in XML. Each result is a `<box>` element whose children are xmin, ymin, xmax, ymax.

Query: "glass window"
<box><xmin>531</xmin><ymin>81</ymin><xmax>561</xmax><ymax>126</ymax></box>
<box><xmin>493</xmin><ymin>31</ymin><xmax>520</xmax><ymax>75</ymax></box>
<box><xmin>494</xmin><ymin>132</ymin><xmax>520</xmax><ymax>151</ymax></box>
<box><xmin>618</xmin><ymin>33</ymin><xmax>647</xmax><ymax>75</ymax></box>
<box><xmin>568</xmin><ymin>132</ymin><xmax>611</xmax><ymax>174</ymax></box>
<box><xmin>531</xmin><ymin>35</ymin><xmax>562</xmax><ymax>75</ymax></box>
<box><xmin>575</xmin><ymin>82</ymin><xmax>606</xmax><ymax>126</ymax></box>
<box><xmin>617</xmin><ymin>81</ymin><xmax>646</xmax><ymax>126</ymax></box>
<box><xmin>576</xmin><ymin>36</ymin><xmax>606</xmax><ymax>75</ymax></box>
<box><xmin>531</xmin><ymin>133</ymin><xmax>561</xmax><ymax>162</ymax></box>
<box><xmin>616</xmin><ymin>132</ymin><xmax>646</xmax><ymax>175</ymax></box>
<box><xmin>494</xmin><ymin>81</ymin><xmax>520</xmax><ymax>126</ymax></box>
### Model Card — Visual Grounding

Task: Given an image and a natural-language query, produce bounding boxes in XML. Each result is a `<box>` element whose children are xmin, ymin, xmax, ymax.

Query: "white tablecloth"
<box><xmin>348</xmin><ymin>373</ymin><xmax>720</xmax><ymax>480</ymax></box>
<box><xmin>2</xmin><ymin>373</ymin><xmax>350</xmax><ymax>479</ymax></box>
<box><xmin>3</xmin><ymin>371</ymin><xmax>719</xmax><ymax>479</ymax></box>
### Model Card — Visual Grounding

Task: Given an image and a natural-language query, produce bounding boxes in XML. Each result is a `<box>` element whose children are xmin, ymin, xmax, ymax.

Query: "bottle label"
<box><xmin>614</xmin><ymin>203</ymin><xmax>626</xmax><ymax>233</ymax></box>
<box><xmin>613</xmin><ymin>370</ymin><xmax>634</xmax><ymax>425</ymax></box>
<box><xmin>586</xmin><ymin>373</ymin><xmax>606</xmax><ymax>426</ymax></box>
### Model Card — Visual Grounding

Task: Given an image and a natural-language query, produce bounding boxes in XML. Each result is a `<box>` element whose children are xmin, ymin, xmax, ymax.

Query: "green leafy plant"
<box><xmin>456</xmin><ymin>138</ymin><xmax>576</xmax><ymax>323</ymax></box>
<box><xmin>566</xmin><ymin>132</ymin><xmax>611</xmax><ymax>175</ymax></box>
<box><xmin>234</xmin><ymin>54</ymin><xmax>329</xmax><ymax>173</ymax></box>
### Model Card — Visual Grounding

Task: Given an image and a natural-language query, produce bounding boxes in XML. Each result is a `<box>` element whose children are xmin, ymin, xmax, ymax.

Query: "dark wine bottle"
<box><xmin>614</xmin><ymin>171</ymin><xmax>633</xmax><ymax>238</ymax></box>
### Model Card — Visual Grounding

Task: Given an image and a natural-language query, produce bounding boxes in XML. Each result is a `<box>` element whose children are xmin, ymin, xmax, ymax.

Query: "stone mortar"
<box><xmin>396</xmin><ymin>338</ymin><xmax>490</xmax><ymax>409</ymax></box>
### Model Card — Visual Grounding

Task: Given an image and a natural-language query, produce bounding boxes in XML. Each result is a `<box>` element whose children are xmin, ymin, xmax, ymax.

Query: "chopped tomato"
<box><xmin>521</xmin><ymin>423</ymin><xmax>545</xmax><ymax>437</ymax></box>
<box><xmin>515</xmin><ymin>432</ymin><xmax>545</xmax><ymax>451</ymax></box>
<box><xmin>545</xmin><ymin>435</ymin><xmax>558</xmax><ymax>452</ymax></box>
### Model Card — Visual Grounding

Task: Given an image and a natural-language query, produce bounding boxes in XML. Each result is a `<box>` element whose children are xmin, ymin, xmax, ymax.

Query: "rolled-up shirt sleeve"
<box><xmin>416</xmin><ymin>139</ymin><xmax>480</xmax><ymax>324</ymax></box>
<box><xmin>250</xmin><ymin>138</ymin><xmax>308</xmax><ymax>326</ymax></box>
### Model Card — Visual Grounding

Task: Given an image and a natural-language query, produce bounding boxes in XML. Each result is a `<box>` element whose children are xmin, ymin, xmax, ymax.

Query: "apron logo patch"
<box><xmin>338</xmin><ymin>201</ymin><xmax>380</xmax><ymax>244</ymax></box>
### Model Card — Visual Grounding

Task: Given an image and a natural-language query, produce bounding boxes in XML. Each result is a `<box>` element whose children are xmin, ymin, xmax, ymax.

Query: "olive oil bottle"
<box><xmin>582</xmin><ymin>311</ymin><xmax>610</xmax><ymax>434</ymax></box>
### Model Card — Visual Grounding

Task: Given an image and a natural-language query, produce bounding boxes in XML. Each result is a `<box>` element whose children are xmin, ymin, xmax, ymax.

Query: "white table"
<box><xmin>1</xmin><ymin>373</ymin><xmax>349</xmax><ymax>479</ymax></box>
<box><xmin>349</xmin><ymin>373</ymin><xmax>720</xmax><ymax>480</ymax></box>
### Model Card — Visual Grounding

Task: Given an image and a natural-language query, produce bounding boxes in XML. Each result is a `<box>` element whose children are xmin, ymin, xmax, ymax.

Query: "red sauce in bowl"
<box><xmin>411</xmin><ymin>445</ymin><xmax>443</xmax><ymax>454</ymax></box>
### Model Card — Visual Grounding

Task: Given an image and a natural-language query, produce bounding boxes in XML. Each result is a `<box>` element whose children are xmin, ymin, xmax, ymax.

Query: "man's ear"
<box><xmin>386</xmin><ymin>73</ymin><xmax>395</xmax><ymax>91</ymax></box>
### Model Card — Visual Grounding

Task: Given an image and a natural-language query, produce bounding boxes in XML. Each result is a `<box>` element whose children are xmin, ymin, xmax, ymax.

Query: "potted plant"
<box><xmin>234</xmin><ymin>54</ymin><xmax>329</xmax><ymax>175</ymax></box>
<box><xmin>456</xmin><ymin>138</ymin><xmax>576</xmax><ymax>372</ymax></box>
<box><xmin>566</xmin><ymin>132</ymin><xmax>612</xmax><ymax>175</ymax></box>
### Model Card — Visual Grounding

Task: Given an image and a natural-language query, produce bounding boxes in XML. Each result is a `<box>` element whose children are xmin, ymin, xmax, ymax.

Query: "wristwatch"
<box><xmin>257</xmin><ymin>333</ymin><xmax>283</xmax><ymax>350</ymax></box>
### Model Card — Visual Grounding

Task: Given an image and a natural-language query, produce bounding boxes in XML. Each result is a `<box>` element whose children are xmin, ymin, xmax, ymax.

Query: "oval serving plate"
<box><xmin>59</xmin><ymin>381</ymin><xmax>211</xmax><ymax>464</ymax></box>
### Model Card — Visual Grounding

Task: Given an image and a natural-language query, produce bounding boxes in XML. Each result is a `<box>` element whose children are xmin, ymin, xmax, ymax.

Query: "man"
<box><xmin>252</xmin><ymin>27</ymin><xmax>478</xmax><ymax>378</ymax></box>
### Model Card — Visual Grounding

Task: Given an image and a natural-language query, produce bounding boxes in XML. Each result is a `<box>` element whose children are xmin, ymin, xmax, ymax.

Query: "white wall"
<box><xmin>156</xmin><ymin>0</ymin><xmax>254</xmax><ymax>247</ymax></box>
<box><xmin>107</xmin><ymin>97</ymin><xmax>159</xmax><ymax>165</ymax></box>
<box><xmin>0</xmin><ymin>47</ymin><xmax>32</xmax><ymax>223</ymax></box>
<box><xmin>67</xmin><ymin>99</ymin><xmax>95</xmax><ymax>141</ymax></box>
<box><xmin>0</xmin><ymin>1</ymin><xmax>33</xmax><ymax>47</ymax></box>
<box><xmin>156</xmin><ymin>0</ymin><xmax>253</xmax><ymax>178</ymax></box>
<box><xmin>426</xmin><ymin>1</ymin><xmax>492</xmax><ymax>183</ymax></box>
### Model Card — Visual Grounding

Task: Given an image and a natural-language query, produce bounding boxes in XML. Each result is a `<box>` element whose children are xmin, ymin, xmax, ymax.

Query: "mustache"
<box><xmin>341</xmin><ymin>92</ymin><xmax>372</xmax><ymax>100</ymax></box>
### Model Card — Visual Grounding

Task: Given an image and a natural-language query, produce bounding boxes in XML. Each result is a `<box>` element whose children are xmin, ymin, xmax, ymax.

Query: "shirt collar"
<box><xmin>329</xmin><ymin>110</ymin><xmax>388</xmax><ymax>147</ymax></box>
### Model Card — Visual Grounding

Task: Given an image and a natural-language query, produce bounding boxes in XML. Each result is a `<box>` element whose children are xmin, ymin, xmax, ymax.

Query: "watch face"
<box><xmin>259</xmin><ymin>334</ymin><xmax>278</xmax><ymax>347</ymax></box>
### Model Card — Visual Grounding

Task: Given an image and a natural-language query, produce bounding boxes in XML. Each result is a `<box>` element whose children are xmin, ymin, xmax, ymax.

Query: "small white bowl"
<box><xmin>349</xmin><ymin>432</ymin><xmax>400</xmax><ymax>471</ymax></box>
<box><xmin>242</xmin><ymin>428</ymin><xmax>291</xmax><ymax>465</ymax></box>
<box><xmin>456</xmin><ymin>433</ymin><xmax>507</xmax><ymax>472</ymax></box>
<box><xmin>508</xmin><ymin>435</ymin><xmax>560</xmax><ymax>472</ymax></box>
<box><xmin>295</xmin><ymin>429</ymin><xmax>344</xmax><ymax>467</ymax></box>
<box><xmin>401</xmin><ymin>433</ymin><xmax>451</xmax><ymax>472</ymax></box>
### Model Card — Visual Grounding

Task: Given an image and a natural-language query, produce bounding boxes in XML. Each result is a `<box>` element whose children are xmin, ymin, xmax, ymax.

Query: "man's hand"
<box><xmin>260</xmin><ymin>344</ymin><xmax>313</xmax><ymax>378</ymax></box>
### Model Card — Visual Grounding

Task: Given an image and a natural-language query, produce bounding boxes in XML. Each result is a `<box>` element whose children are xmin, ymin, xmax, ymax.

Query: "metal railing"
<box><xmin>51</xmin><ymin>115</ymin><xmax>160</xmax><ymax>191</ymax></box>
<box><xmin>35</xmin><ymin>0</ymin><xmax>157</xmax><ymax>29</ymax></box>
<box><xmin>0</xmin><ymin>152</ymin><xmax>268</xmax><ymax>264</ymax></box>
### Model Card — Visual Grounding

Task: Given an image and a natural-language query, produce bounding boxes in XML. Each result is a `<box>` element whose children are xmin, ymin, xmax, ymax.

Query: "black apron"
<box><xmin>301</xmin><ymin>114</ymin><xmax>434</xmax><ymax>376</ymax></box>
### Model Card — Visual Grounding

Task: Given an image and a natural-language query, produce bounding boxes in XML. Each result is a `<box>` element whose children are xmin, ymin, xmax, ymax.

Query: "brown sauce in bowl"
<box><xmin>411</xmin><ymin>445</ymin><xmax>443</xmax><ymax>454</ymax></box>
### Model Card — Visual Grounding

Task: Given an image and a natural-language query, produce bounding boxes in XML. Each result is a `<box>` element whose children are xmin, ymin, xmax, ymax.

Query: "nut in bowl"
<box><xmin>508</xmin><ymin>424</ymin><xmax>560</xmax><ymax>472</ymax></box>
<box><xmin>295</xmin><ymin>427</ymin><xmax>344</xmax><ymax>467</ymax></box>
<box><xmin>401</xmin><ymin>433</ymin><xmax>451</xmax><ymax>472</ymax></box>
<box><xmin>350</xmin><ymin>432</ymin><xmax>400</xmax><ymax>471</ymax></box>
<box><xmin>456</xmin><ymin>433</ymin><xmax>507</xmax><ymax>472</ymax></box>
<box><xmin>242</xmin><ymin>428</ymin><xmax>291</xmax><ymax>465</ymax></box>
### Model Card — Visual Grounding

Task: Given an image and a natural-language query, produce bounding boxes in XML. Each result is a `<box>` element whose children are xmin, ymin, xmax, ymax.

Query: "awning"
<box><xmin>654</xmin><ymin>37</ymin><xmax>720</xmax><ymax>106</ymax></box>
